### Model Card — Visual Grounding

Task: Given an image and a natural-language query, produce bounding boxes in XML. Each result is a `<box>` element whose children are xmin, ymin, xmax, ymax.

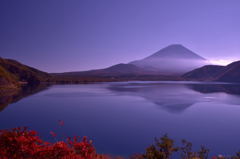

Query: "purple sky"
<box><xmin>1</xmin><ymin>0</ymin><xmax>240</xmax><ymax>73</ymax></box>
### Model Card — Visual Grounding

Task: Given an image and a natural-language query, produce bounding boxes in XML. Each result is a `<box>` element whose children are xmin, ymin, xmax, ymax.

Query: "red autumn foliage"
<box><xmin>0</xmin><ymin>127</ymin><xmax>107</xmax><ymax>159</ymax></box>
<box><xmin>50</xmin><ymin>131</ymin><xmax>57</xmax><ymax>138</ymax></box>
<box><xmin>1</xmin><ymin>127</ymin><xmax>239</xmax><ymax>159</ymax></box>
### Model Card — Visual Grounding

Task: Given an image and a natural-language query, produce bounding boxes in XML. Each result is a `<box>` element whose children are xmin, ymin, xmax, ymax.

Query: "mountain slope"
<box><xmin>183</xmin><ymin>65</ymin><xmax>224</xmax><ymax>81</ymax></box>
<box><xmin>0</xmin><ymin>66</ymin><xmax>18</xmax><ymax>88</ymax></box>
<box><xmin>130</xmin><ymin>44</ymin><xmax>209</xmax><ymax>75</ymax></box>
<box><xmin>144</xmin><ymin>44</ymin><xmax>206</xmax><ymax>60</ymax></box>
<box><xmin>216</xmin><ymin>61</ymin><xmax>240</xmax><ymax>82</ymax></box>
<box><xmin>0</xmin><ymin>57</ymin><xmax>50</xmax><ymax>86</ymax></box>
<box><xmin>183</xmin><ymin>60</ymin><xmax>240</xmax><ymax>83</ymax></box>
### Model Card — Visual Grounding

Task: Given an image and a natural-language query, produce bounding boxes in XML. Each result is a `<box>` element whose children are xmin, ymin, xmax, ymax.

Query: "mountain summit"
<box><xmin>130</xmin><ymin>44</ymin><xmax>209</xmax><ymax>75</ymax></box>
<box><xmin>144</xmin><ymin>44</ymin><xmax>206</xmax><ymax>60</ymax></box>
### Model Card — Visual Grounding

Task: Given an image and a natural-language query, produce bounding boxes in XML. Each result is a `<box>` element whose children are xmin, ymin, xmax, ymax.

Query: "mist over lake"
<box><xmin>0</xmin><ymin>81</ymin><xmax>240</xmax><ymax>157</ymax></box>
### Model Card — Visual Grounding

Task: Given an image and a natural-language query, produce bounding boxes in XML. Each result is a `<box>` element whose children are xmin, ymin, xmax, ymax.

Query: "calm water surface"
<box><xmin>0</xmin><ymin>81</ymin><xmax>240</xmax><ymax>157</ymax></box>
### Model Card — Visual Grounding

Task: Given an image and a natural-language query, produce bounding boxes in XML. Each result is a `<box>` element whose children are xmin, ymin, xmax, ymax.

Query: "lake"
<box><xmin>0</xmin><ymin>81</ymin><xmax>240</xmax><ymax>157</ymax></box>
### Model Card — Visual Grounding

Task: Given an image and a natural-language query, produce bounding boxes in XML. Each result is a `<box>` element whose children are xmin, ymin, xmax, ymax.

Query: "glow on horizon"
<box><xmin>209</xmin><ymin>59</ymin><xmax>236</xmax><ymax>66</ymax></box>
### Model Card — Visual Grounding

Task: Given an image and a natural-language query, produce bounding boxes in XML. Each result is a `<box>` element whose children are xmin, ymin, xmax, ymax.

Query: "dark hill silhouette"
<box><xmin>0</xmin><ymin>57</ymin><xmax>50</xmax><ymax>87</ymax></box>
<box><xmin>183</xmin><ymin>65</ymin><xmax>224</xmax><ymax>81</ymax></box>
<box><xmin>183</xmin><ymin>60</ymin><xmax>240</xmax><ymax>83</ymax></box>
<box><xmin>0</xmin><ymin>65</ymin><xmax>18</xmax><ymax>89</ymax></box>
<box><xmin>216</xmin><ymin>61</ymin><xmax>240</xmax><ymax>82</ymax></box>
<box><xmin>130</xmin><ymin>44</ymin><xmax>209</xmax><ymax>75</ymax></box>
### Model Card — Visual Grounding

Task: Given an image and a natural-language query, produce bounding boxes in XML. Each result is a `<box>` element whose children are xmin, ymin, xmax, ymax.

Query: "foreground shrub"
<box><xmin>142</xmin><ymin>135</ymin><xmax>178</xmax><ymax>159</ymax></box>
<box><xmin>0</xmin><ymin>127</ymin><xmax>239</xmax><ymax>159</ymax></box>
<box><xmin>0</xmin><ymin>127</ymin><xmax>104</xmax><ymax>159</ymax></box>
<box><xmin>132</xmin><ymin>135</ymin><xmax>239</xmax><ymax>159</ymax></box>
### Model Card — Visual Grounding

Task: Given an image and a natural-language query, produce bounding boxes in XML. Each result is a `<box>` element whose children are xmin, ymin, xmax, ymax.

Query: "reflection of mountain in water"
<box><xmin>108</xmin><ymin>82</ymin><xmax>240</xmax><ymax>113</ymax></box>
<box><xmin>108</xmin><ymin>83</ymin><xmax>201</xmax><ymax>113</ymax></box>
<box><xmin>1</xmin><ymin>82</ymin><xmax>240</xmax><ymax>113</ymax></box>
<box><xmin>188</xmin><ymin>83</ymin><xmax>240</xmax><ymax>106</ymax></box>
<box><xmin>0</xmin><ymin>84</ymin><xmax>50</xmax><ymax>111</ymax></box>
<box><xmin>188</xmin><ymin>84</ymin><xmax>240</xmax><ymax>95</ymax></box>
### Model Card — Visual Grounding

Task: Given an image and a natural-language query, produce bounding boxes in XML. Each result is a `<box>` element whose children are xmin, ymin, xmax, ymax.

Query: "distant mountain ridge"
<box><xmin>58</xmin><ymin>44</ymin><xmax>209</xmax><ymax>77</ymax></box>
<box><xmin>56</xmin><ymin>63</ymin><xmax>162</xmax><ymax>77</ymax></box>
<box><xmin>1</xmin><ymin>45</ymin><xmax>240</xmax><ymax>85</ymax></box>
<box><xmin>130</xmin><ymin>44</ymin><xmax>209</xmax><ymax>75</ymax></box>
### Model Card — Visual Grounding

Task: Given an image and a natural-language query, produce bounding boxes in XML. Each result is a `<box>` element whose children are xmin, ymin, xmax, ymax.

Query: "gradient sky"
<box><xmin>1</xmin><ymin>0</ymin><xmax>240</xmax><ymax>72</ymax></box>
